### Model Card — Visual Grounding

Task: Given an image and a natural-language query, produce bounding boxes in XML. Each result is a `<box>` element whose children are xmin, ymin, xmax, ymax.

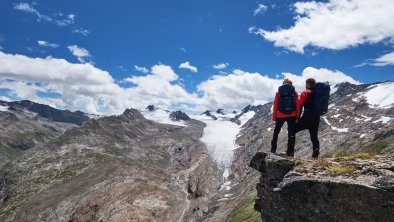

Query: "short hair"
<box><xmin>306</xmin><ymin>78</ymin><xmax>316</xmax><ymax>86</ymax></box>
<box><xmin>283</xmin><ymin>78</ymin><xmax>293</xmax><ymax>85</ymax></box>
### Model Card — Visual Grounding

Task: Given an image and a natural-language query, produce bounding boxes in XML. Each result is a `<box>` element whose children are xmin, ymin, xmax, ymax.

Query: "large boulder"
<box><xmin>250</xmin><ymin>152</ymin><xmax>394</xmax><ymax>222</ymax></box>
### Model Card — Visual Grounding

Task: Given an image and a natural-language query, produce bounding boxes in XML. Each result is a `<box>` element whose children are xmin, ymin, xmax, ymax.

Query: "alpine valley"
<box><xmin>0</xmin><ymin>81</ymin><xmax>393</xmax><ymax>222</ymax></box>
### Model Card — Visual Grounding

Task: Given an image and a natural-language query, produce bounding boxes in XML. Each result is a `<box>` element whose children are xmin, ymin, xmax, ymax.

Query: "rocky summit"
<box><xmin>250</xmin><ymin>152</ymin><xmax>394</xmax><ymax>222</ymax></box>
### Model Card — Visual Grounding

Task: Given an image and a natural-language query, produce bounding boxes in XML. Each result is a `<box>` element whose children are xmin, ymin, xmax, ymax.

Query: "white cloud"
<box><xmin>213</xmin><ymin>63</ymin><xmax>229</xmax><ymax>69</ymax></box>
<box><xmin>365</xmin><ymin>52</ymin><xmax>394</xmax><ymax>67</ymax></box>
<box><xmin>179</xmin><ymin>61</ymin><xmax>198</xmax><ymax>73</ymax></box>
<box><xmin>67</xmin><ymin>45</ymin><xmax>92</xmax><ymax>63</ymax></box>
<box><xmin>179</xmin><ymin>47</ymin><xmax>186</xmax><ymax>53</ymax></box>
<box><xmin>252</xmin><ymin>0</ymin><xmax>394</xmax><ymax>53</ymax></box>
<box><xmin>134</xmin><ymin>65</ymin><xmax>149</xmax><ymax>73</ymax></box>
<box><xmin>355</xmin><ymin>51</ymin><xmax>394</xmax><ymax>67</ymax></box>
<box><xmin>254</xmin><ymin>4</ymin><xmax>268</xmax><ymax>16</ymax></box>
<box><xmin>0</xmin><ymin>51</ymin><xmax>360</xmax><ymax>114</ymax></box>
<box><xmin>372</xmin><ymin>52</ymin><xmax>394</xmax><ymax>66</ymax></box>
<box><xmin>14</xmin><ymin>2</ymin><xmax>50</xmax><ymax>22</ymax></box>
<box><xmin>197</xmin><ymin>70</ymin><xmax>281</xmax><ymax>110</ymax></box>
<box><xmin>282</xmin><ymin>67</ymin><xmax>361</xmax><ymax>92</ymax></box>
<box><xmin>72</xmin><ymin>28</ymin><xmax>90</xmax><ymax>36</ymax></box>
<box><xmin>14</xmin><ymin>2</ymin><xmax>76</xmax><ymax>27</ymax></box>
<box><xmin>37</xmin><ymin>40</ymin><xmax>59</xmax><ymax>48</ymax></box>
<box><xmin>0</xmin><ymin>52</ymin><xmax>199</xmax><ymax>114</ymax></box>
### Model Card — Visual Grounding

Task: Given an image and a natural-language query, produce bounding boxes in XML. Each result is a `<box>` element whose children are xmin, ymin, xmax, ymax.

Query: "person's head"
<box><xmin>306</xmin><ymin>78</ymin><xmax>316</xmax><ymax>89</ymax></box>
<box><xmin>283</xmin><ymin>78</ymin><xmax>293</xmax><ymax>85</ymax></box>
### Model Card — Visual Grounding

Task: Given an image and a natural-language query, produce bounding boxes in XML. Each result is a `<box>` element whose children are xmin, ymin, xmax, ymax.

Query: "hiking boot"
<box><xmin>286</xmin><ymin>152</ymin><xmax>294</xmax><ymax>158</ymax></box>
<box><xmin>312</xmin><ymin>149</ymin><xmax>319</xmax><ymax>159</ymax></box>
<box><xmin>270</xmin><ymin>141</ymin><xmax>277</xmax><ymax>154</ymax></box>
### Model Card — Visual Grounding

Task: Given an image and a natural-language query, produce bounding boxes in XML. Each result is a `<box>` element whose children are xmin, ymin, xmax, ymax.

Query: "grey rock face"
<box><xmin>201</xmin><ymin>110</ymin><xmax>217</xmax><ymax>120</ymax></box>
<box><xmin>170</xmin><ymin>110</ymin><xmax>191</xmax><ymax>121</ymax></box>
<box><xmin>250</xmin><ymin>152</ymin><xmax>394</xmax><ymax>222</ymax></box>
<box><xmin>146</xmin><ymin>104</ymin><xmax>156</xmax><ymax>111</ymax></box>
<box><xmin>216</xmin><ymin>109</ymin><xmax>225</xmax><ymax>115</ymax></box>
<box><xmin>0</xmin><ymin>101</ymin><xmax>85</xmax><ymax>166</ymax></box>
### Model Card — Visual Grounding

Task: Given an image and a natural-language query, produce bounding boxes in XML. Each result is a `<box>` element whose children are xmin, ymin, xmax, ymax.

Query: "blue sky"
<box><xmin>0</xmin><ymin>0</ymin><xmax>393</xmax><ymax>113</ymax></box>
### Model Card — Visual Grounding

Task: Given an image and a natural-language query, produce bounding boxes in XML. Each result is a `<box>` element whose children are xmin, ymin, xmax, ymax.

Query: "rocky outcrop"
<box><xmin>216</xmin><ymin>109</ymin><xmax>225</xmax><ymax>115</ymax></box>
<box><xmin>146</xmin><ymin>104</ymin><xmax>156</xmax><ymax>111</ymax></box>
<box><xmin>250</xmin><ymin>152</ymin><xmax>394</xmax><ymax>222</ymax></box>
<box><xmin>201</xmin><ymin>110</ymin><xmax>217</xmax><ymax>120</ymax></box>
<box><xmin>231</xmin><ymin>105</ymin><xmax>263</xmax><ymax>125</ymax></box>
<box><xmin>170</xmin><ymin>110</ymin><xmax>191</xmax><ymax>121</ymax></box>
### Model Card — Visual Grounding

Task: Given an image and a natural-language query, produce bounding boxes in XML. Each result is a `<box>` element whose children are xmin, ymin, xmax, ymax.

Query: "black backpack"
<box><xmin>278</xmin><ymin>84</ymin><xmax>296</xmax><ymax>114</ymax></box>
<box><xmin>312</xmin><ymin>82</ymin><xmax>331</xmax><ymax>116</ymax></box>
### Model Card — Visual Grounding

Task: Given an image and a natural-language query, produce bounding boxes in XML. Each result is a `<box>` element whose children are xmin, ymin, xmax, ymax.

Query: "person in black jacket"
<box><xmin>295</xmin><ymin>78</ymin><xmax>320</xmax><ymax>159</ymax></box>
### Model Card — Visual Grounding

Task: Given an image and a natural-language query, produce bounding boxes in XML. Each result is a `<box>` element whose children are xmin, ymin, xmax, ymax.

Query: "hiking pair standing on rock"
<box><xmin>271</xmin><ymin>78</ymin><xmax>330</xmax><ymax>159</ymax></box>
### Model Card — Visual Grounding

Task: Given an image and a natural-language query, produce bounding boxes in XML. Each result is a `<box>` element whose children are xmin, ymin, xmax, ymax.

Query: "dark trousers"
<box><xmin>271</xmin><ymin>117</ymin><xmax>296</xmax><ymax>155</ymax></box>
<box><xmin>295</xmin><ymin>114</ymin><xmax>320</xmax><ymax>157</ymax></box>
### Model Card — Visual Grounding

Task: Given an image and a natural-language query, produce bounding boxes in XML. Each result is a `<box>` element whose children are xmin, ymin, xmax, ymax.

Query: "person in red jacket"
<box><xmin>271</xmin><ymin>78</ymin><xmax>300</xmax><ymax>157</ymax></box>
<box><xmin>295</xmin><ymin>78</ymin><xmax>320</xmax><ymax>159</ymax></box>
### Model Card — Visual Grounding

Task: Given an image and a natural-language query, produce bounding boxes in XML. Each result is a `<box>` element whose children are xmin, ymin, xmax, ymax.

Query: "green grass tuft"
<box><xmin>226</xmin><ymin>190</ymin><xmax>262</xmax><ymax>222</ymax></box>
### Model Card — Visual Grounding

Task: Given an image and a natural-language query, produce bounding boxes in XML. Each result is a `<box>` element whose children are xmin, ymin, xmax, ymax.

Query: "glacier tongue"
<box><xmin>192</xmin><ymin>111</ymin><xmax>255</xmax><ymax>177</ymax></box>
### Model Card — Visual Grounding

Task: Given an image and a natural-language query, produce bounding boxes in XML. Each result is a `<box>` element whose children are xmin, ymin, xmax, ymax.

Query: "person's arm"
<box><xmin>299</xmin><ymin>90</ymin><xmax>310</xmax><ymax>107</ymax></box>
<box><xmin>272</xmin><ymin>92</ymin><xmax>279</xmax><ymax>121</ymax></box>
<box><xmin>298</xmin><ymin>90</ymin><xmax>309</xmax><ymax>118</ymax></box>
<box><xmin>295</xmin><ymin>91</ymin><xmax>300</xmax><ymax>119</ymax></box>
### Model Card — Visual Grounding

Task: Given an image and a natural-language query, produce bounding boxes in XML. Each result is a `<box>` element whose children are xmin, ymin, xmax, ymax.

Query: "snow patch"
<box><xmin>373</xmin><ymin>116</ymin><xmax>392</xmax><ymax>124</ymax></box>
<box><xmin>238</xmin><ymin>111</ymin><xmax>255</xmax><ymax>126</ymax></box>
<box><xmin>323</xmin><ymin>117</ymin><xmax>348</xmax><ymax>133</ymax></box>
<box><xmin>360</xmin><ymin>134</ymin><xmax>366</xmax><ymax>138</ymax></box>
<box><xmin>0</xmin><ymin>105</ymin><xmax>9</xmax><ymax>112</ymax></box>
<box><xmin>141</xmin><ymin>109</ymin><xmax>187</xmax><ymax>126</ymax></box>
<box><xmin>363</xmin><ymin>82</ymin><xmax>394</xmax><ymax>108</ymax></box>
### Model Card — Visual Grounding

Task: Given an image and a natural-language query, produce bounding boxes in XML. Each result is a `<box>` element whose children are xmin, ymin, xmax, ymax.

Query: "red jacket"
<box><xmin>272</xmin><ymin>91</ymin><xmax>300</xmax><ymax>121</ymax></box>
<box><xmin>299</xmin><ymin>89</ymin><xmax>312</xmax><ymax>107</ymax></box>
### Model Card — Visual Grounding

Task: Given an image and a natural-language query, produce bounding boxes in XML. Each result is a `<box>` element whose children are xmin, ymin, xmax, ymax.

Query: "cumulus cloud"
<box><xmin>67</xmin><ymin>45</ymin><xmax>92</xmax><ymax>63</ymax></box>
<box><xmin>197</xmin><ymin>70</ymin><xmax>281</xmax><ymax>110</ymax></box>
<box><xmin>252</xmin><ymin>0</ymin><xmax>394</xmax><ymax>53</ymax></box>
<box><xmin>37</xmin><ymin>40</ymin><xmax>59</xmax><ymax>48</ymax></box>
<box><xmin>212</xmin><ymin>63</ymin><xmax>229</xmax><ymax>69</ymax></box>
<box><xmin>0</xmin><ymin>52</ymin><xmax>199</xmax><ymax>114</ymax></box>
<box><xmin>254</xmin><ymin>4</ymin><xmax>268</xmax><ymax>16</ymax></box>
<box><xmin>282</xmin><ymin>67</ymin><xmax>361</xmax><ymax>92</ymax></box>
<box><xmin>179</xmin><ymin>61</ymin><xmax>198</xmax><ymax>72</ymax></box>
<box><xmin>134</xmin><ymin>65</ymin><xmax>149</xmax><ymax>73</ymax></box>
<box><xmin>0</xmin><ymin>51</ymin><xmax>360</xmax><ymax>114</ymax></box>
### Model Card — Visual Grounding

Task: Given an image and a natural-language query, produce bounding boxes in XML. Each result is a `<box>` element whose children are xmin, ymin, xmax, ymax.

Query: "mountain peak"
<box><xmin>122</xmin><ymin>108</ymin><xmax>144</xmax><ymax>119</ymax></box>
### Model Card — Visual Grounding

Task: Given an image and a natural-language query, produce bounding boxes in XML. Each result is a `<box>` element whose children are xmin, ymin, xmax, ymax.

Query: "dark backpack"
<box><xmin>278</xmin><ymin>84</ymin><xmax>296</xmax><ymax>114</ymax></box>
<box><xmin>312</xmin><ymin>82</ymin><xmax>331</xmax><ymax>116</ymax></box>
